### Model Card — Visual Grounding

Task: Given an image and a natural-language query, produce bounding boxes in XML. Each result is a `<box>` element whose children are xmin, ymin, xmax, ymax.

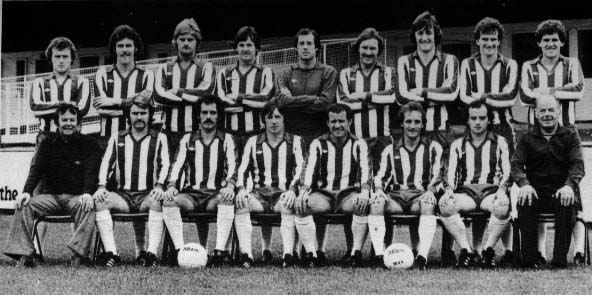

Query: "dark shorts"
<box><xmin>251</xmin><ymin>187</ymin><xmax>285</xmax><ymax>213</ymax></box>
<box><xmin>114</xmin><ymin>191</ymin><xmax>150</xmax><ymax>212</ymax></box>
<box><xmin>455</xmin><ymin>184</ymin><xmax>499</xmax><ymax>207</ymax></box>
<box><xmin>386</xmin><ymin>189</ymin><xmax>424</xmax><ymax>213</ymax></box>
<box><xmin>314</xmin><ymin>187</ymin><xmax>360</xmax><ymax>213</ymax></box>
<box><xmin>181</xmin><ymin>189</ymin><xmax>219</xmax><ymax>212</ymax></box>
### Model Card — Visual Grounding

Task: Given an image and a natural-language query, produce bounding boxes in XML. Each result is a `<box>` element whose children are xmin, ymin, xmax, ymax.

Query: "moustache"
<box><xmin>362</xmin><ymin>54</ymin><xmax>375</xmax><ymax>58</ymax></box>
<box><xmin>203</xmin><ymin>119</ymin><xmax>214</xmax><ymax>124</ymax></box>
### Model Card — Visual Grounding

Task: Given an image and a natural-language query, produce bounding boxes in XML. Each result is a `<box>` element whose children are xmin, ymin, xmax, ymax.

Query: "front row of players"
<box><xmin>4</xmin><ymin>95</ymin><xmax>582</xmax><ymax>269</ymax></box>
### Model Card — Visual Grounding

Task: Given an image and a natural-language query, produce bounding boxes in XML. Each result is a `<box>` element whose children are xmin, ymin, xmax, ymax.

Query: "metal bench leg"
<box><xmin>32</xmin><ymin>218</ymin><xmax>44</xmax><ymax>262</ymax></box>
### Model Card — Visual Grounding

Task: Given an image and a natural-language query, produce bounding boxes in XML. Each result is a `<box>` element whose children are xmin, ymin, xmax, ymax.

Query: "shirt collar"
<box><xmin>394</xmin><ymin>135</ymin><xmax>430</xmax><ymax>150</ymax></box>
<box><xmin>352</xmin><ymin>62</ymin><xmax>384</xmax><ymax>73</ymax></box>
<box><xmin>320</xmin><ymin>132</ymin><xmax>357</xmax><ymax>146</ymax></box>
<box><xmin>232</xmin><ymin>62</ymin><xmax>261</xmax><ymax>71</ymax></box>
<box><xmin>412</xmin><ymin>50</ymin><xmax>443</xmax><ymax>62</ymax></box>
<box><xmin>462</xmin><ymin>130</ymin><xmax>497</xmax><ymax>143</ymax></box>
<box><xmin>48</xmin><ymin>72</ymin><xmax>73</xmax><ymax>80</ymax></box>
<box><xmin>256</xmin><ymin>132</ymin><xmax>292</xmax><ymax>145</ymax></box>
<box><xmin>50</xmin><ymin>131</ymin><xmax>82</xmax><ymax>144</ymax></box>
<box><xmin>193</xmin><ymin>129</ymin><xmax>226</xmax><ymax>141</ymax></box>
<box><xmin>529</xmin><ymin>124</ymin><xmax>569</xmax><ymax>137</ymax></box>
<box><xmin>291</xmin><ymin>61</ymin><xmax>324</xmax><ymax>70</ymax></box>
<box><xmin>534</xmin><ymin>55</ymin><xmax>569</xmax><ymax>67</ymax></box>
<box><xmin>470</xmin><ymin>52</ymin><xmax>506</xmax><ymax>66</ymax></box>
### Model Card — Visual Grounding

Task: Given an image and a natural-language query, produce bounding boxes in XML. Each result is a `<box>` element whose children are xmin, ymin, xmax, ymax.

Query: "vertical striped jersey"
<box><xmin>217</xmin><ymin>64</ymin><xmax>275</xmax><ymax>135</ymax></box>
<box><xmin>397</xmin><ymin>51</ymin><xmax>459</xmax><ymax>132</ymax></box>
<box><xmin>444</xmin><ymin>131</ymin><xmax>511</xmax><ymax>190</ymax></box>
<box><xmin>337</xmin><ymin>63</ymin><xmax>397</xmax><ymax>138</ymax></box>
<box><xmin>237</xmin><ymin>132</ymin><xmax>305</xmax><ymax>191</ymax></box>
<box><xmin>98</xmin><ymin>130</ymin><xmax>170</xmax><ymax>191</ymax></box>
<box><xmin>30</xmin><ymin>73</ymin><xmax>91</xmax><ymax>132</ymax></box>
<box><xmin>168</xmin><ymin>130</ymin><xmax>237</xmax><ymax>190</ymax></box>
<box><xmin>154</xmin><ymin>58</ymin><xmax>216</xmax><ymax>133</ymax></box>
<box><xmin>374</xmin><ymin>137</ymin><xmax>442</xmax><ymax>192</ymax></box>
<box><xmin>520</xmin><ymin>55</ymin><xmax>584</xmax><ymax>126</ymax></box>
<box><xmin>94</xmin><ymin>65</ymin><xmax>154</xmax><ymax>137</ymax></box>
<box><xmin>460</xmin><ymin>53</ymin><xmax>519</xmax><ymax>126</ymax></box>
<box><xmin>303</xmin><ymin>133</ymin><xmax>371</xmax><ymax>191</ymax></box>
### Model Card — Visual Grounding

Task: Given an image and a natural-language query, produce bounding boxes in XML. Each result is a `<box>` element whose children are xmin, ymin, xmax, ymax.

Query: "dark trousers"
<box><xmin>517</xmin><ymin>194</ymin><xmax>577</xmax><ymax>266</ymax></box>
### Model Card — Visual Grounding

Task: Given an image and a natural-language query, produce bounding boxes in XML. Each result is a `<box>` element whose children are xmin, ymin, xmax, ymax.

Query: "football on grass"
<box><xmin>178</xmin><ymin>243</ymin><xmax>208</xmax><ymax>268</ymax></box>
<box><xmin>383</xmin><ymin>243</ymin><xmax>414</xmax><ymax>269</ymax></box>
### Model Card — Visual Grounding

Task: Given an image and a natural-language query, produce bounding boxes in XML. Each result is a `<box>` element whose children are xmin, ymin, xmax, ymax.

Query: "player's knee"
<box><xmin>438</xmin><ymin>200</ymin><xmax>455</xmax><ymax>217</ymax></box>
<box><xmin>369</xmin><ymin>200</ymin><xmax>385</xmax><ymax>215</ymax></box>
<box><xmin>235</xmin><ymin>207</ymin><xmax>250</xmax><ymax>215</ymax></box>
<box><xmin>94</xmin><ymin>201</ymin><xmax>109</xmax><ymax>212</ymax></box>
<box><xmin>420</xmin><ymin>202</ymin><xmax>435</xmax><ymax>215</ymax></box>
<box><xmin>162</xmin><ymin>199</ymin><xmax>177</xmax><ymax>208</ymax></box>
<box><xmin>491</xmin><ymin>202</ymin><xmax>510</xmax><ymax>220</ymax></box>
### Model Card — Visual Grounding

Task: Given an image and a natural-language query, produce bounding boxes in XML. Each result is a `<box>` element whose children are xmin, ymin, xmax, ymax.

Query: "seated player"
<box><xmin>93</xmin><ymin>93</ymin><xmax>170</xmax><ymax>267</ymax></box>
<box><xmin>296</xmin><ymin>103</ymin><xmax>371</xmax><ymax>267</ymax></box>
<box><xmin>234</xmin><ymin>101</ymin><xmax>306</xmax><ymax>267</ymax></box>
<box><xmin>160</xmin><ymin>95</ymin><xmax>238</xmax><ymax>266</ymax></box>
<box><xmin>373</xmin><ymin>102</ymin><xmax>443</xmax><ymax>269</ymax></box>
<box><xmin>439</xmin><ymin>100</ymin><xmax>512</xmax><ymax>268</ymax></box>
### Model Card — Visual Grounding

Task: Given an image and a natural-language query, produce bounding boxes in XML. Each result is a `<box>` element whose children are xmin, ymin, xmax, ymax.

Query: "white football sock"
<box><xmin>96</xmin><ymin>210</ymin><xmax>117</xmax><ymax>254</ymax></box>
<box><xmin>162</xmin><ymin>206</ymin><xmax>184</xmax><ymax>250</ymax></box>
<box><xmin>132</xmin><ymin>219</ymin><xmax>146</xmax><ymax>257</ymax></box>
<box><xmin>147</xmin><ymin>210</ymin><xmax>164</xmax><ymax>254</ymax></box>
<box><xmin>538</xmin><ymin>223</ymin><xmax>547</xmax><ymax>258</ymax></box>
<box><xmin>484</xmin><ymin>215</ymin><xmax>510</xmax><ymax>250</ymax></box>
<box><xmin>234</xmin><ymin>213</ymin><xmax>253</xmax><ymax>258</ymax></box>
<box><xmin>280</xmin><ymin>215</ymin><xmax>296</xmax><ymax>256</ymax></box>
<box><xmin>351</xmin><ymin>215</ymin><xmax>368</xmax><ymax>253</ymax></box>
<box><xmin>417</xmin><ymin>215</ymin><xmax>437</xmax><ymax>259</ymax></box>
<box><xmin>501</xmin><ymin>224</ymin><xmax>513</xmax><ymax>250</ymax></box>
<box><xmin>440</xmin><ymin>214</ymin><xmax>471</xmax><ymax>251</ymax></box>
<box><xmin>573</xmin><ymin>220</ymin><xmax>585</xmax><ymax>254</ymax></box>
<box><xmin>215</xmin><ymin>204</ymin><xmax>235</xmax><ymax>251</ymax></box>
<box><xmin>368</xmin><ymin>215</ymin><xmax>386</xmax><ymax>256</ymax></box>
<box><xmin>295</xmin><ymin>215</ymin><xmax>317</xmax><ymax>255</ymax></box>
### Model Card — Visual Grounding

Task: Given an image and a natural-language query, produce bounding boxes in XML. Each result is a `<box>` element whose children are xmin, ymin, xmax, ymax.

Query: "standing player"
<box><xmin>274</xmin><ymin>28</ymin><xmax>338</xmax><ymax>144</ymax></box>
<box><xmin>439</xmin><ymin>100</ymin><xmax>512</xmax><ymax>268</ymax></box>
<box><xmin>93</xmin><ymin>94</ymin><xmax>170</xmax><ymax>267</ymax></box>
<box><xmin>30</xmin><ymin>37</ymin><xmax>90</xmax><ymax>145</ymax></box>
<box><xmin>373</xmin><ymin>102</ymin><xmax>443</xmax><ymax>269</ymax></box>
<box><xmin>519</xmin><ymin>20</ymin><xmax>586</xmax><ymax>265</ymax></box>
<box><xmin>458</xmin><ymin>17</ymin><xmax>518</xmax><ymax>263</ymax></box>
<box><xmin>93</xmin><ymin>24</ymin><xmax>155</xmax><ymax>264</ymax></box>
<box><xmin>296</xmin><ymin>103</ymin><xmax>371</xmax><ymax>267</ymax></box>
<box><xmin>160</xmin><ymin>95</ymin><xmax>238</xmax><ymax>266</ymax></box>
<box><xmin>154</xmin><ymin>18</ymin><xmax>216</xmax><ymax>156</ymax></box>
<box><xmin>234</xmin><ymin>101</ymin><xmax>306</xmax><ymax>267</ymax></box>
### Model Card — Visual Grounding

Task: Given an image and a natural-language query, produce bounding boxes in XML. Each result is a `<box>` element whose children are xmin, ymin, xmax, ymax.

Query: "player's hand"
<box><xmin>349</xmin><ymin>92</ymin><xmax>367</xmax><ymax>101</ymax></box>
<box><xmin>494</xmin><ymin>189</ymin><xmax>510</xmax><ymax>207</ymax></box>
<box><xmin>164</xmin><ymin>186</ymin><xmax>178</xmax><ymax>202</ymax></box>
<box><xmin>534</xmin><ymin>87</ymin><xmax>551</xmax><ymax>95</ymax></box>
<box><xmin>235</xmin><ymin>189</ymin><xmax>250</xmax><ymax>209</ymax></box>
<box><xmin>80</xmin><ymin>193</ymin><xmax>94</xmax><ymax>212</ymax></box>
<box><xmin>295</xmin><ymin>191</ymin><xmax>310</xmax><ymax>216</ymax></box>
<box><xmin>93</xmin><ymin>97</ymin><xmax>117</xmax><ymax>108</ymax></box>
<box><xmin>355</xmin><ymin>189</ymin><xmax>370</xmax><ymax>213</ymax></box>
<box><xmin>442</xmin><ymin>188</ymin><xmax>455</xmax><ymax>207</ymax></box>
<box><xmin>226</xmin><ymin>92</ymin><xmax>239</xmax><ymax>101</ymax></box>
<box><xmin>15</xmin><ymin>193</ymin><xmax>31</xmax><ymax>210</ymax></box>
<box><xmin>555</xmin><ymin>185</ymin><xmax>575</xmax><ymax>207</ymax></box>
<box><xmin>280</xmin><ymin>87</ymin><xmax>292</xmax><ymax>96</ymax></box>
<box><xmin>410</xmin><ymin>88</ymin><xmax>423</xmax><ymax>96</ymax></box>
<box><xmin>420</xmin><ymin>190</ymin><xmax>437</xmax><ymax>206</ymax></box>
<box><xmin>220</xmin><ymin>183</ymin><xmax>235</xmax><ymax>202</ymax></box>
<box><xmin>517</xmin><ymin>185</ymin><xmax>538</xmax><ymax>207</ymax></box>
<box><xmin>280</xmin><ymin>190</ymin><xmax>297</xmax><ymax>210</ymax></box>
<box><xmin>371</xmin><ymin>189</ymin><xmax>386</xmax><ymax>204</ymax></box>
<box><xmin>149</xmin><ymin>185</ymin><xmax>165</xmax><ymax>201</ymax></box>
<box><xmin>93</xmin><ymin>186</ymin><xmax>109</xmax><ymax>203</ymax></box>
<box><xmin>168</xmin><ymin>88</ymin><xmax>180</xmax><ymax>95</ymax></box>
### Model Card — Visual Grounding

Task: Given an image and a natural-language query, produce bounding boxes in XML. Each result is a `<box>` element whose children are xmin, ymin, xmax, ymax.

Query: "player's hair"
<box><xmin>409</xmin><ymin>11</ymin><xmax>443</xmax><ymax>46</ymax></box>
<box><xmin>398</xmin><ymin>101</ymin><xmax>426</xmax><ymax>126</ymax></box>
<box><xmin>123</xmin><ymin>101</ymin><xmax>155</xmax><ymax>128</ymax></box>
<box><xmin>230</xmin><ymin>26</ymin><xmax>261</xmax><ymax>52</ymax></box>
<box><xmin>466</xmin><ymin>99</ymin><xmax>494</xmax><ymax>126</ymax></box>
<box><xmin>53</xmin><ymin>103</ymin><xmax>82</xmax><ymax>126</ymax></box>
<box><xmin>474</xmin><ymin>17</ymin><xmax>504</xmax><ymax>42</ymax></box>
<box><xmin>535</xmin><ymin>19</ymin><xmax>567</xmax><ymax>43</ymax></box>
<box><xmin>108</xmin><ymin>25</ymin><xmax>144</xmax><ymax>57</ymax></box>
<box><xmin>45</xmin><ymin>37</ymin><xmax>77</xmax><ymax>64</ymax></box>
<box><xmin>262</xmin><ymin>100</ymin><xmax>287</xmax><ymax>123</ymax></box>
<box><xmin>327</xmin><ymin>103</ymin><xmax>353</xmax><ymax>121</ymax></box>
<box><xmin>293</xmin><ymin>28</ymin><xmax>321</xmax><ymax>51</ymax></box>
<box><xmin>353</xmin><ymin>28</ymin><xmax>384</xmax><ymax>56</ymax></box>
<box><xmin>196</xmin><ymin>94</ymin><xmax>225</xmax><ymax>125</ymax></box>
<box><xmin>173</xmin><ymin>18</ymin><xmax>202</xmax><ymax>48</ymax></box>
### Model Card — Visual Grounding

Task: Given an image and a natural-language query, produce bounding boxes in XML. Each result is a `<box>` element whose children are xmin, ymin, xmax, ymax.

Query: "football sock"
<box><xmin>351</xmin><ymin>215</ymin><xmax>368</xmax><ymax>253</ymax></box>
<box><xmin>132</xmin><ymin>219</ymin><xmax>146</xmax><ymax>257</ymax></box>
<box><xmin>484</xmin><ymin>215</ymin><xmax>510</xmax><ymax>249</ymax></box>
<box><xmin>440</xmin><ymin>214</ymin><xmax>471</xmax><ymax>251</ymax></box>
<box><xmin>409</xmin><ymin>224</ymin><xmax>419</xmax><ymax>252</ymax></box>
<box><xmin>538</xmin><ymin>223</ymin><xmax>547</xmax><ymax>258</ymax></box>
<box><xmin>96</xmin><ymin>210</ymin><xmax>117</xmax><ymax>255</ymax></box>
<box><xmin>501</xmin><ymin>223</ymin><xmax>513</xmax><ymax>250</ymax></box>
<box><xmin>234</xmin><ymin>213</ymin><xmax>253</xmax><ymax>258</ymax></box>
<box><xmin>573</xmin><ymin>219</ymin><xmax>585</xmax><ymax>254</ymax></box>
<box><xmin>295</xmin><ymin>215</ymin><xmax>317</xmax><ymax>255</ymax></box>
<box><xmin>147</xmin><ymin>210</ymin><xmax>164</xmax><ymax>254</ymax></box>
<box><xmin>280</xmin><ymin>214</ymin><xmax>296</xmax><ymax>256</ymax></box>
<box><xmin>215</xmin><ymin>204</ymin><xmax>234</xmax><ymax>251</ymax></box>
<box><xmin>418</xmin><ymin>215</ymin><xmax>437</xmax><ymax>259</ymax></box>
<box><xmin>317</xmin><ymin>223</ymin><xmax>328</xmax><ymax>253</ymax></box>
<box><xmin>472</xmin><ymin>221</ymin><xmax>486</xmax><ymax>254</ymax></box>
<box><xmin>261</xmin><ymin>225</ymin><xmax>273</xmax><ymax>252</ymax></box>
<box><xmin>368</xmin><ymin>215</ymin><xmax>386</xmax><ymax>256</ymax></box>
<box><xmin>162</xmin><ymin>206</ymin><xmax>184</xmax><ymax>249</ymax></box>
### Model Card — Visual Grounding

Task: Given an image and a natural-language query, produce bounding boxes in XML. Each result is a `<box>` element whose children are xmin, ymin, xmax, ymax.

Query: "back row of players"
<box><xmin>7</xmin><ymin>11</ymin><xmax>584</xmax><ymax>269</ymax></box>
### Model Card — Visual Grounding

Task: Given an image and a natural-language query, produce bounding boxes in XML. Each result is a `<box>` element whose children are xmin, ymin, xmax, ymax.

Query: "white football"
<box><xmin>177</xmin><ymin>243</ymin><xmax>208</xmax><ymax>268</ymax></box>
<box><xmin>383</xmin><ymin>243</ymin><xmax>414</xmax><ymax>269</ymax></box>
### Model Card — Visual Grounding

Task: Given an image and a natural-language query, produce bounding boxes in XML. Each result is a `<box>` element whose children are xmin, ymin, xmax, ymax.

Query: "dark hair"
<box><xmin>474</xmin><ymin>17</ymin><xmax>504</xmax><ymax>42</ymax></box>
<box><xmin>123</xmin><ymin>101</ymin><xmax>154</xmax><ymax>128</ymax></box>
<box><xmin>108</xmin><ymin>25</ymin><xmax>144</xmax><ymax>58</ymax></box>
<box><xmin>398</xmin><ymin>101</ymin><xmax>426</xmax><ymax>126</ymax></box>
<box><xmin>262</xmin><ymin>100</ymin><xmax>287</xmax><ymax>122</ymax></box>
<box><xmin>353</xmin><ymin>28</ymin><xmax>384</xmax><ymax>56</ymax></box>
<box><xmin>45</xmin><ymin>37</ymin><xmax>77</xmax><ymax>63</ymax></box>
<box><xmin>230</xmin><ymin>26</ymin><xmax>261</xmax><ymax>52</ymax></box>
<box><xmin>535</xmin><ymin>19</ymin><xmax>567</xmax><ymax>43</ymax></box>
<box><xmin>53</xmin><ymin>103</ymin><xmax>82</xmax><ymax>125</ymax></box>
<box><xmin>293</xmin><ymin>28</ymin><xmax>321</xmax><ymax>51</ymax></box>
<box><xmin>409</xmin><ymin>11</ymin><xmax>443</xmax><ymax>46</ymax></box>
<box><xmin>197</xmin><ymin>95</ymin><xmax>225</xmax><ymax>125</ymax></box>
<box><xmin>466</xmin><ymin>99</ymin><xmax>494</xmax><ymax>124</ymax></box>
<box><xmin>327</xmin><ymin>103</ymin><xmax>353</xmax><ymax>121</ymax></box>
